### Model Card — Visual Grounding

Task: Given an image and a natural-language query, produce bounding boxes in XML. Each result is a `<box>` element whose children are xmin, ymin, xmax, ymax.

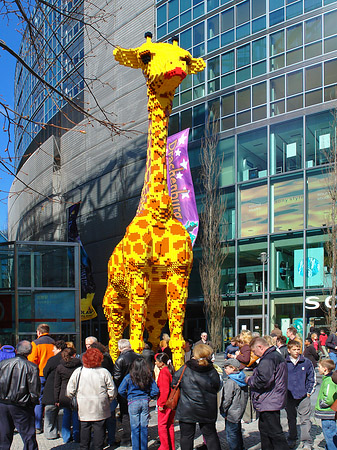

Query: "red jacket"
<box><xmin>157</xmin><ymin>366</ymin><xmax>172</xmax><ymax>407</ymax></box>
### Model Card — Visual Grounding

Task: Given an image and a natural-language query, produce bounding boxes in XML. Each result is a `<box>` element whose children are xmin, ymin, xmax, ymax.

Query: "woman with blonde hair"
<box><xmin>228</xmin><ymin>330</ymin><xmax>252</xmax><ymax>369</ymax></box>
<box><xmin>173</xmin><ymin>344</ymin><xmax>221</xmax><ymax>450</ymax></box>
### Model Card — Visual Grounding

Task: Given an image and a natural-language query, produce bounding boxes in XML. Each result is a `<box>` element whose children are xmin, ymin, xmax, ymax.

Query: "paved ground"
<box><xmin>11</xmin><ymin>355</ymin><xmax>327</xmax><ymax>450</ymax></box>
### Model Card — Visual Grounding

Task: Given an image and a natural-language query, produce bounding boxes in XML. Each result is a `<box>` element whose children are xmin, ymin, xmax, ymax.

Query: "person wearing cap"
<box><xmin>220</xmin><ymin>358</ymin><xmax>248</xmax><ymax>450</ymax></box>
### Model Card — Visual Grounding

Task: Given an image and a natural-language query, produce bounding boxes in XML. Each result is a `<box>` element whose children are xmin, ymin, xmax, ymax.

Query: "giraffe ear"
<box><xmin>187</xmin><ymin>57</ymin><xmax>206</xmax><ymax>74</ymax></box>
<box><xmin>113</xmin><ymin>47</ymin><xmax>141</xmax><ymax>69</ymax></box>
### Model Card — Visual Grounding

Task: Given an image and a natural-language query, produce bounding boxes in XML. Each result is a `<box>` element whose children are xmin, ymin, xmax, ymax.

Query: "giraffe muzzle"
<box><xmin>164</xmin><ymin>67</ymin><xmax>187</xmax><ymax>80</ymax></box>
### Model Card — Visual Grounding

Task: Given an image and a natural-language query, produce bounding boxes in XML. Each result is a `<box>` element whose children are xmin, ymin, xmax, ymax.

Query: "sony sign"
<box><xmin>305</xmin><ymin>296</ymin><xmax>336</xmax><ymax>310</ymax></box>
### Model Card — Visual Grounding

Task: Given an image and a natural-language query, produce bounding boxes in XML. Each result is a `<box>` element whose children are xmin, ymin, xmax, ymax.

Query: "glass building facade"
<box><xmin>14</xmin><ymin>0</ymin><xmax>84</xmax><ymax>171</ymax></box>
<box><xmin>159</xmin><ymin>0</ymin><xmax>337</xmax><ymax>342</ymax></box>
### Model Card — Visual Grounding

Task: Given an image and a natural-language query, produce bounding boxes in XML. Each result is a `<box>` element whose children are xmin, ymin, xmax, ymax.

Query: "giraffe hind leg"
<box><xmin>103</xmin><ymin>284</ymin><xmax>129</xmax><ymax>362</ymax></box>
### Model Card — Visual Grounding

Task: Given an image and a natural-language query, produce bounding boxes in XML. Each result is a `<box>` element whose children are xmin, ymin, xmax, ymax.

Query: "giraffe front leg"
<box><xmin>129</xmin><ymin>273</ymin><xmax>150</xmax><ymax>355</ymax></box>
<box><xmin>103</xmin><ymin>284</ymin><xmax>128</xmax><ymax>362</ymax></box>
<box><xmin>167</xmin><ymin>274</ymin><xmax>188</xmax><ymax>370</ymax></box>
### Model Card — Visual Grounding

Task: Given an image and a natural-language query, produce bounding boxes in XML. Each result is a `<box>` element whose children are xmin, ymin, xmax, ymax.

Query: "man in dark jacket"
<box><xmin>114</xmin><ymin>339</ymin><xmax>138</xmax><ymax>447</ymax></box>
<box><xmin>42</xmin><ymin>340</ymin><xmax>67</xmax><ymax>439</ymax></box>
<box><xmin>325</xmin><ymin>331</ymin><xmax>337</xmax><ymax>366</ymax></box>
<box><xmin>246</xmin><ymin>337</ymin><xmax>290</xmax><ymax>450</ymax></box>
<box><xmin>0</xmin><ymin>340</ymin><xmax>41</xmax><ymax>449</ymax></box>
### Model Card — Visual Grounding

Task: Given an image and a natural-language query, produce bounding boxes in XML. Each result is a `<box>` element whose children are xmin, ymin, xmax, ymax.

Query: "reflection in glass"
<box><xmin>238</xmin><ymin>128</ymin><xmax>267</xmax><ymax>182</ymax></box>
<box><xmin>270</xmin><ymin>118</ymin><xmax>303</xmax><ymax>174</ymax></box>
<box><xmin>239</xmin><ymin>184</ymin><xmax>268</xmax><ymax>237</ymax></box>
<box><xmin>271</xmin><ymin>177</ymin><xmax>304</xmax><ymax>233</ymax></box>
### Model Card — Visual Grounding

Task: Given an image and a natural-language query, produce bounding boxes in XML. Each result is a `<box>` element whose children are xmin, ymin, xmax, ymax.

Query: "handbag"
<box><xmin>70</xmin><ymin>367</ymin><xmax>83</xmax><ymax>411</ymax></box>
<box><xmin>165</xmin><ymin>365</ymin><xmax>187</xmax><ymax>410</ymax></box>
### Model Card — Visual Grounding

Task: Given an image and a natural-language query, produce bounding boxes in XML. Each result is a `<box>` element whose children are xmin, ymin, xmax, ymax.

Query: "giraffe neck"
<box><xmin>141</xmin><ymin>92</ymin><xmax>174</xmax><ymax>218</ymax></box>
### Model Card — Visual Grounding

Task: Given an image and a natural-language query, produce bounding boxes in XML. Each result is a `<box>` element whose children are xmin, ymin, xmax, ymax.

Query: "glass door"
<box><xmin>237</xmin><ymin>315</ymin><xmax>263</xmax><ymax>335</ymax></box>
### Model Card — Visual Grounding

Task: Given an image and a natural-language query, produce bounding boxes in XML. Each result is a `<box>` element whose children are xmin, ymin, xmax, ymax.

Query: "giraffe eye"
<box><xmin>140</xmin><ymin>51</ymin><xmax>151</xmax><ymax>64</ymax></box>
<box><xmin>181</xmin><ymin>56</ymin><xmax>191</xmax><ymax>65</ymax></box>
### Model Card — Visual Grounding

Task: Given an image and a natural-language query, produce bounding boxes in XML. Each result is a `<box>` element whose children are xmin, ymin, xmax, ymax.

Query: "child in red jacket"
<box><xmin>155</xmin><ymin>353</ymin><xmax>175</xmax><ymax>450</ymax></box>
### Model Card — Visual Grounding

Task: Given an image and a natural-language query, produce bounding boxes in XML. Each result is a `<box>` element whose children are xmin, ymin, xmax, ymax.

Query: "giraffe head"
<box><xmin>114</xmin><ymin>33</ymin><xmax>205</xmax><ymax>99</ymax></box>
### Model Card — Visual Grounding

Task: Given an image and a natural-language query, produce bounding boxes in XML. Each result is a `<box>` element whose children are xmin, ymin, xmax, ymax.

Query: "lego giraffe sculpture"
<box><xmin>103</xmin><ymin>33</ymin><xmax>205</xmax><ymax>368</ymax></box>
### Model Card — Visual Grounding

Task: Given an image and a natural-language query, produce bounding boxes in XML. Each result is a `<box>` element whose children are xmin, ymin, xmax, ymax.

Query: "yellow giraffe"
<box><xmin>103</xmin><ymin>32</ymin><xmax>205</xmax><ymax>368</ymax></box>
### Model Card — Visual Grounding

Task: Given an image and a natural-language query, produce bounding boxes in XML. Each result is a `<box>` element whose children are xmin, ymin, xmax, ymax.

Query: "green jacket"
<box><xmin>315</xmin><ymin>373</ymin><xmax>337</xmax><ymax>420</ymax></box>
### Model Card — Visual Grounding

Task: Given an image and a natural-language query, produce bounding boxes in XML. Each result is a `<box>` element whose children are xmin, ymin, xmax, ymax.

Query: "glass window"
<box><xmin>305</xmin><ymin>17</ymin><xmax>322</xmax><ymax>44</ymax></box>
<box><xmin>287</xmin><ymin>48</ymin><xmax>303</xmax><ymax>65</ymax></box>
<box><xmin>304</xmin><ymin>0</ymin><xmax>321</xmax><ymax>11</ymax></box>
<box><xmin>237</xmin><ymin>111</ymin><xmax>251</xmax><ymax>126</ymax></box>
<box><xmin>253</xmin><ymin>0</ymin><xmax>266</xmax><ymax>18</ymax></box>
<box><xmin>324</xmin><ymin>59</ymin><xmax>337</xmax><ymax>85</ymax></box>
<box><xmin>305</xmin><ymin>42</ymin><xmax>322</xmax><ymax>59</ymax></box>
<box><xmin>193</xmin><ymin>22</ymin><xmax>204</xmax><ymax>45</ymax></box>
<box><xmin>208</xmin><ymin>15</ymin><xmax>219</xmax><ymax>39</ymax></box>
<box><xmin>253</xmin><ymin>82</ymin><xmax>267</xmax><ymax>106</ymax></box>
<box><xmin>271</xmin><ymin>235</ymin><xmax>303</xmax><ymax>291</ymax></box>
<box><xmin>253</xmin><ymin>105</ymin><xmax>267</xmax><ymax>121</ymax></box>
<box><xmin>236</xmin><ymin>23</ymin><xmax>250</xmax><ymax>40</ymax></box>
<box><xmin>236</xmin><ymin>66</ymin><xmax>251</xmax><ymax>83</ymax></box>
<box><xmin>270</xmin><ymin>30</ymin><xmax>285</xmax><ymax>56</ymax></box>
<box><xmin>305</xmin><ymin>111</ymin><xmax>334</xmax><ymax>167</ymax></box>
<box><xmin>271</xmin><ymin>176</ymin><xmax>304</xmax><ymax>232</ymax></box>
<box><xmin>239</xmin><ymin>184</ymin><xmax>268</xmax><ymax>237</ymax></box>
<box><xmin>270</xmin><ymin>8</ymin><xmax>284</xmax><ymax>26</ymax></box>
<box><xmin>221</xmin><ymin>189</ymin><xmax>235</xmax><ymax>240</ymax></box>
<box><xmin>222</xmin><ymin>245</ymin><xmax>235</xmax><ymax>292</ymax></box>
<box><xmin>287</xmin><ymin>24</ymin><xmax>303</xmax><ymax>50</ymax></box>
<box><xmin>221</xmin><ymin>73</ymin><xmax>235</xmax><ymax>88</ymax></box>
<box><xmin>270</xmin><ymin>118</ymin><xmax>303</xmax><ymax>175</ymax></box>
<box><xmin>219</xmin><ymin>137</ymin><xmax>235</xmax><ymax>187</ymax></box>
<box><xmin>305</xmin><ymin>89</ymin><xmax>322</xmax><ymax>106</ymax></box>
<box><xmin>270</xmin><ymin>0</ymin><xmax>284</xmax><ymax>11</ymax></box>
<box><xmin>157</xmin><ymin>5</ymin><xmax>167</xmax><ymax>26</ymax></box>
<box><xmin>324</xmin><ymin>10</ymin><xmax>337</xmax><ymax>38</ymax></box>
<box><xmin>287</xmin><ymin>94</ymin><xmax>303</xmax><ymax>111</ymax></box>
<box><xmin>168</xmin><ymin>0</ymin><xmax>179</xmax><ymax>19</ymax></box>
<box><xmin>181</xmin><ymin>28</ymin><xmax>192</xmax><ymax>49</ymax></box>
<box><xmin>270</xmin><ymin>75</ymin><xmax>285</xmax><ymax>101</ymax></box>
<box><xmin>221</xmin><ymin>8</ymin><xmax>234</xmax><ymax>31</ymax></box>
<box><xmin>253</xmin><ymin>18</ymin><xmax>266</xmax><ymax>35</ymax></box>
<box><xmin>221</xmin><ymin>92</ymin><xmax>235</xmax><ymax>116</ymax></box>
<box><xmin>237</xmin><ymin>0</ymin><xmax>250</xmax><ymax>25</ymax></box>
<box><xmin>181</xmin><ymin>0</ymin><xmax>192</xmax><ymax>12</ymax></box>
<box><xmin>238</xmin><ymin>240</ymin><xmax>267</xmax><ymax>293</ymax></box>
<box><xmin>305</xmin><ymin>234</ymin><xmax>329</xmax><ymax>293</ymax></box>
<box><xmin>253</xmin><ymin>61</ymin><xmax>267</xmax><ymax>77</ymax></box>
<box><xmin>238</xmin><ymin>128</ymin><xmax>267</xmax><ymax>182</ymax></box>
<box><xmin>252</xmin><ymin>37</ymin><xmax>266</xmax><ymax>62</ymax></box>
<box><xmin>237</xmin><ymin>44</ymin><xmax>250</xmax><ymax>68</ymax></box>
<box><xmin>221</xmin><ymin>51</ymin><xmax>234</xmax><ymax>74</ymax></box>
<box><xmin>325</xmin><ymin>36</ymin><xmax>337</xmax><ymax>53</ymax></box>
<box><xmin>221</xmin><ymin>30</ymin><xmax>235</xmax><ymax>46</ymax></box>
<box><xmin>181</xmin><ymin>108</ymin><xmax>192</xmax><ymax>129</ymax></box>
<box><xmin>207</xmin><ymin>0</ymin><xmax>219</xmax><ymax>11</ymax></box>
<box><xmin>286</xmin><ymin>0</ymin><xmax>303</xmax><ymax>19</ymax></box>
<box><xmin>169</xmin><ymin>114</ymin><xmax>179</xmax><ymax>136</ymax></box>
<box><xmin>307</xmin><ymin>174</ymin><xmax>331</xmax><ymax>228</ymax></box>
<box><xmin>306</xmin><ymin>65</ymin><xmax>322</xmax><ymax>91</ymax></box>
<box><xmin>237</xmin><ymin>87</ymin><xmax>251</xmax><ymax>111</ymax></box>
<box><xmin>271</xmin><ymin>54</ymin><xmax>285</xmax><ymax>71</ymax></box>
<box><xmin>287</xmin><ymin>70</ymin><xmax>303</xmax><ymax>96</ymax></box>
<box><xmin>208</xmin><ymin>56</ymin><xmax>220</xmax><ymax>79</ymax></box>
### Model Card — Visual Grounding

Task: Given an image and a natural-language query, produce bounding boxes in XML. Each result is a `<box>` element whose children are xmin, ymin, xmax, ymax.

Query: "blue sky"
<box><xmin>0</xmin><ymin>16</ymin><xmax>22</xmax><ymax>233</ymax></box>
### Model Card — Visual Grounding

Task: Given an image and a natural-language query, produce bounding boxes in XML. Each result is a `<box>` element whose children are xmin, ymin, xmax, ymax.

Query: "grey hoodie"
<box><xmin>220</xmin><ymin>370</ymin><xmax>248</xmax><ymax>423</ymax></box>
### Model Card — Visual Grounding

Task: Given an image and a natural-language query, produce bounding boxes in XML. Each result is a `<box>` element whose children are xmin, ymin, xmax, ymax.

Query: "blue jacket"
<box><xmin>286</xmin><ymin>354</ymin><xmax>316</xmax><ymax>399</ymax></box>
<box><xmin>247</xmin><ymin>346</ymin><xmax>287</xmax><ymax>412</ymax></box>
<box><xmin>0</xmin><ymin>346</ymin><xmax>15</xmax><ymax>362</ymax></box>
<box><xmin>118</xmin><ymin>374</ymin><xmax>159</xmax><ymax>403</ymax></box>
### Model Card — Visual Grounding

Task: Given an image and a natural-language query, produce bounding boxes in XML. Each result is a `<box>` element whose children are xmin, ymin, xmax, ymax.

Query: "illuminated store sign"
<box><xmin>305</xmin><ymin>296</ymin><xmax>336</xmax><ymax>310</ymax></box>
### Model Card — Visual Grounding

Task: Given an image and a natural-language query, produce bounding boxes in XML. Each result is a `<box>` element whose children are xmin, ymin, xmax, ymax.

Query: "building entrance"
<box><xmin>237</xmin><ymin>315</ymin><xmax>263</xmax><ymax>336</ymax></box>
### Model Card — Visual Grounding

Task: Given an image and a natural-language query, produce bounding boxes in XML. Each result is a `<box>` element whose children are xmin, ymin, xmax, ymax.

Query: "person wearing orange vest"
<box><xmin>28</xmin><ymin>323</ymin><xmax>55</xmax><ymax>434</ymax></box>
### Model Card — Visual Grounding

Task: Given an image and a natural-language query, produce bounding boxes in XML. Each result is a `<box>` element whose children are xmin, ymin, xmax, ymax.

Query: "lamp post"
<box><xmin>259</xmin><ymin>252</ymin><xmax>268</xmax><ymax>336</ymax></box>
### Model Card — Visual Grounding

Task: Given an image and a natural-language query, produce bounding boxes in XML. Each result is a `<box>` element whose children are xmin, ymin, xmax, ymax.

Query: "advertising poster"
<box><xmin>307</xmin><ymin>174</ymin><xmax>331</xmax><ymax>228</ymax></box>
<box><xmin>294</xmin><ymin>247</ymin><xmax>324</xmax><ymax>287</ymax></box>
<box><xmin>273</xmin><ymin>178</ymin><xmax>303</xmax><ymax>232</ymax></box>
<box><xmin>240</xmin><ymin>185</ymin><xmax>268</xmax><ymax>237</ymax></box>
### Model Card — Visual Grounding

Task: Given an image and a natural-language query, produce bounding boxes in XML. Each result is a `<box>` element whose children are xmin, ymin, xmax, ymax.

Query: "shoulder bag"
<box><xmin>165</xmin><ymin>365</ymin><xmax>187</xmax><ymax>410</ymax></box>
<box><xmin>70</xmin><ymin>367</ymin><xmax>83</xmax><ymax>411</ymax></box>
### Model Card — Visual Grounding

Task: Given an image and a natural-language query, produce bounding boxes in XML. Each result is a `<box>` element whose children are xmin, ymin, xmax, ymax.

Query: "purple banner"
<box><xmin>166</xmin><ymin>128</ymin><xmax>199</xmax><ymax>246</ymax></box>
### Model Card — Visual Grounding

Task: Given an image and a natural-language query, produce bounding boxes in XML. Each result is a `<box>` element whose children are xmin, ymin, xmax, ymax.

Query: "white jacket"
<box><xmin>67</xmin><ymin>366</ymin><xmax>116</xmax><ymax>421</ymax></box>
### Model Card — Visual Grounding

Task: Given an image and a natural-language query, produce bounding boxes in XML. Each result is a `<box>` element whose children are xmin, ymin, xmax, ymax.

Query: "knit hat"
<box><xmin>223</xmin><ymin>358</ymin><xmax>241</xmax><ymax>369</ymax></box>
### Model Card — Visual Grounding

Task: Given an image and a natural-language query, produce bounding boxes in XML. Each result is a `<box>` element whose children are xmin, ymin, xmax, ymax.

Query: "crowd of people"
<box><xmin>1</xmin><ymin>324</ymin><xmax>337</xmax><ymax>450</ymax></box>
